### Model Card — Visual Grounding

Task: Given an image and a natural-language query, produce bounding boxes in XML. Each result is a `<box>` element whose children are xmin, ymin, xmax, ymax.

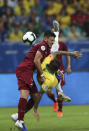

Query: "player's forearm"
<box><xmin>53</xmin><ymin>51</ymin><xmax>75</xmax><ymax>56</ymax></box>
<box><xmin>66</xmin><ymin>55</ymin><xmax>71</xmax><ymax>68</ymax></box>
<box><xmin>34</xmin><ymin>59</ymin><xmax>43</xmax><ymax>75</ymax></box>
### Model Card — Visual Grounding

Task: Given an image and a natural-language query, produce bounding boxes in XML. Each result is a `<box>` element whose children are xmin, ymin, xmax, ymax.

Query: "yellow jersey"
<box><xmin>38</xmin><ymin>54</ymin><xmax>58</xmax><ymax>91</ymax></box>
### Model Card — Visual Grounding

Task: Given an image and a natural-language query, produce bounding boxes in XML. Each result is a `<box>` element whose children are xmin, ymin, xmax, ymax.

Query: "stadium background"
<box><xmin>0</xmin><ymin>0</ymin><xmax>89</xmax><ymax>107</ymax></box>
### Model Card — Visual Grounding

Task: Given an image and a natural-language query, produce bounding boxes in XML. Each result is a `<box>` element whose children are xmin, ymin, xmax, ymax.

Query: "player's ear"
<box><xmin>44</xmin><ymin>36</ymin><xmax>47</xmax><ymax>42</ymax></box>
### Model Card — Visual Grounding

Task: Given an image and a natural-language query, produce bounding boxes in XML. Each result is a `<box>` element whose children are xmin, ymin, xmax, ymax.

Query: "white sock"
<box><xmin>56</xmin><ymin>82</ymin><xmax>63</xmax><ymax>93</ymax></box>
<box><xmin>54</xmin><ymin>31</ymin><xmax>59</xmax><ymax>44</ymax></box>
<box><xmin>51</xmin><ymin>31</ymin><xmax>59</xmax><ymax>52</ymax></box>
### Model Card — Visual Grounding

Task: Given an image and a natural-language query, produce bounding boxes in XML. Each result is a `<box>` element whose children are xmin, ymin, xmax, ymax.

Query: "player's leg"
<box><xmin>11</xmin><ymin>77</ymin><xmax>38</xmax><ymax>131</ymax></box>
<box><xmin>15</xmin><ymin>79</ymin><xmax>29</xmax><ymax>130</ymax></box>
<box><xmin>53</xmin><ymin>20</ymin><xmax>60</xmax><ymax>32</ymax></box>
<box><xmin>52</xmin><ymin>74</ymin><xmax>61</xmax><ymax>112</ymax></box>
<box><xmin>11</xmin><ymin>98</ymin><xmax>34</xmax><ymax>121</ymax></box>
<box><xmin>11</xmin><ymin>80</ymin><xmax>39</xmax><ymax>121</ymax></box>
<box><xmin>47</xmin><ymin>90</ymin><xmax>57</xmax><ymax>103</ymax></box>
<box><xmin>46</xmin><ymin>89</ymin><xmax>58</xmax><ymax>112</ymax></box>
<box><xmin>56</xmin><ymin>77</ymin><xmax>71</xmax><ymax>117</ymax></box>
<box><xmin>56</xmin><ymin>85</ymin><xmax>63</xmax><ymax>117</ymax></box>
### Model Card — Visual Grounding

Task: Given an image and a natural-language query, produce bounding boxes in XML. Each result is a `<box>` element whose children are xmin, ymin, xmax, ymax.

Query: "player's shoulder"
<box><xmin>38</xmin><ymin>40</ymin><xmax>48</xmax><ymax>51</ymax></box>
<box><xmin>58</xmin><ymin>40</ymin><xmax>66</xmax><ymax>45</ymax></box>
<box><xmin>58</xmin><ymin>40</ymin><xmax>67</xmax><ymax>48</ymax></box>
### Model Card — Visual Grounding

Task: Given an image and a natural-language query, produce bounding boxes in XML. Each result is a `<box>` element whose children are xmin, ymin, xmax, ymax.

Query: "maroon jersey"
<box><xmin>16</xmin><ymin>40</ymin><xmax>51</xmax><ymax>85</ymax></box>
<box><xmin>57</xmin><ymin>41</ymin><xmax>68</xmax><ymax>70</ymax></box>
<box><xmin>56</xmin><ymin>41</ymin><xmax>68</xmax><ymax>86</ymax></box>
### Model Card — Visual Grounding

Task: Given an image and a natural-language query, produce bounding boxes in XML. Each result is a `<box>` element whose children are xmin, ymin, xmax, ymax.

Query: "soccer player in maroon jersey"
<box><xmin>56</xmin><ymin>41</ymin><xmax>71</xmax><ymax>117</ymax></box>
<box><xmin>51</xmin><ymin>20</ymin><xmax>72</xmax><ymax>117</ymax></box>
<box><xmin>47</xmin><ymin>40</ymin><xmax>72</xmax><ymax>117</ymax></box>
<box><xmin>13</xmin><ymin>30</ymin><xmax>56</xmax><ymax>130</ymax></box>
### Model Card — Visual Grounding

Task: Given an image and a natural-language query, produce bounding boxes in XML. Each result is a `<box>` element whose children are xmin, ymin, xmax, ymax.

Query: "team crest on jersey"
<box><xmin>41</xmin><ymin>46</ymin><xmax>45</xmax><ymax>51</ymax></box>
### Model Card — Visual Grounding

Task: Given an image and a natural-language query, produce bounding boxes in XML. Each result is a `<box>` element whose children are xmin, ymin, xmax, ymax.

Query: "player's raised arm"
<box><xmin>52</xmin><ymin>51</ymin><xmax>82</xmax><ymax>58</ymax></box>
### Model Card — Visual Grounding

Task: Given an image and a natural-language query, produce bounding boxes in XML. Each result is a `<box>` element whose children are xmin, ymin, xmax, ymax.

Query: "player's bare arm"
<box><xmin>65</xmin><ymin>55</ymin><xmax>72</xmax><ymax>74</ymax></box>
<box><xmin>52</xmin><ymin>51</ymin><xmax>82</xmax><ymax>58</ymax></box>
<box><xmin>34</xmin><ymin>51</ymin><xmax>45</xmax><ymax>83</ymax></box>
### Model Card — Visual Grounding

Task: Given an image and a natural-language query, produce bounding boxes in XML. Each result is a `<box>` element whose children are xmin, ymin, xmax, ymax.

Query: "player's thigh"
<box><xmin>20</xmin><ymin>90</ymin><xmax>30</xmax><ymax>99</ymax></box>
<box><xmin>46</xmin><ymin>89</ymin><xmax>53</xmax><ymax>96</ymax></box>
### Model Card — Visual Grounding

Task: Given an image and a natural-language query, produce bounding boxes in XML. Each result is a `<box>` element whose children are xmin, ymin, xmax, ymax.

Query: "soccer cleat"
<box><xmin>64</xmin><ymin>95</ymin><xmax>71</xmax><ymax>102</ymax></box>
<box><xmin>58</xmin><ymin>92</ymin><xmax>71</xmax><ymax>102</ymax></box>
<box><xmin>22</xmin><ymin>123</ymin><xmax>28</xmax><ymax>131</ymax></box>
<box><xmin>15</xmin><ymin>120</ymin><xmax>24</xmax><ymax>129</ymax></box>
<box><xmin>53</xmin><ymin>20</ymin><xmax>60</xmax><ymax>32</ymax></box>
<box><xmin>57</xmin><ymin>111</ymin><xmax>63</xmax><ymax>117</ymax></box>
<box><xmin>15</xmin><ymin>120</ymin><xmax>28</xmax><ymax>131</ymax></box>
<box><xmin>53</xmin><ymin>102</ymin><xmax>58</xmax><ymax>112</ymax></box>
<box><xmin>11</xmin><ymin>113</ymin><xmax>18</xmax><ymax>121</ymax></box>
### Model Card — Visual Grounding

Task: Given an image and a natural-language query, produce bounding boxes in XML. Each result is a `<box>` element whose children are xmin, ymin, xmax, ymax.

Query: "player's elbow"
<box><xmin>34</xmin><ymin>58</ymin><xmax>40</xmax><ymax>66</ymax></box>
<box><xmin>34</xmin><ymin>58</ymin><xmax>38</xmax><ymax>65</ymax></box>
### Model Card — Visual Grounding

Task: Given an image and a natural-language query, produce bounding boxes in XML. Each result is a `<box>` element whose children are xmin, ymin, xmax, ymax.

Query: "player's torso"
<box><xmin>41</xmin><ymin>54</ymin><xmax>54</xmax><ymax>70</ymax></box>
<box><xmin>42</xmin><ymin>69</ymin><xmax>58</xmax><ymax>89</ymax></box>
<box><xmin>41</xmin><ymin>54</ymin><xmax>58</xmax><ymax>90</ymax></box>
<box><xmin>17</xmin><ymin>40</ymin><xmax>51</xmax><ymax>70</ymax></box>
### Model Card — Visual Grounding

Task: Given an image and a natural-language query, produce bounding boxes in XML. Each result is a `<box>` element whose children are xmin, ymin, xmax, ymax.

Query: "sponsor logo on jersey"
<box><xmin>41</xmin><ymin>46</ymin><xmax>45</xmax><ymax>51</ymax></box>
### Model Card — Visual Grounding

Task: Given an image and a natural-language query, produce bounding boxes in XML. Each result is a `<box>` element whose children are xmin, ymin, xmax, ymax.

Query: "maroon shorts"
<box><xmin>60</xmin><ymin>77</ymin><xmax>65</xmax><ymax>87</ymax></box>
<box><xmin>60</xmin><ymin>69</ymin><xmax>65</xmax><ymax>87</ymax></box>
<box><xmin>18</xmin><ymin>79</ymin><xmax>38</xmax><ymax>94</ymax></box>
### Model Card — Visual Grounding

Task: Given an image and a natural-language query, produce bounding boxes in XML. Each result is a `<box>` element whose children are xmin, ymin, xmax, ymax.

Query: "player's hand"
<box><xmin>40</xmin><ymin>74</ymin><xmax>45</xmax><ymax>83</ymax></box>
<box><xmin>57</xmin><ymin>70</ymin><xmax>64</xmax><ymax>79</ymax></box>
<box><xmin>65</xmin><ymin>67</ymin><xmax>72</xmax><ymax>74</ymax></box>
<box><xmin>33</xmin><ymin>109</ymin><xmax>40</xmax><ymax>121</ymax></box>
<box><xmin>73</xmin><ymin>51</ymin><xmax>82</xmax><ymax>58</ymax></box>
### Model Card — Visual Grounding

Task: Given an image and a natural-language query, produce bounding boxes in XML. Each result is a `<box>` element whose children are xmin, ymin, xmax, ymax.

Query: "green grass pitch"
<box><xmin>0</xmin><ymin>105</ymin><xmax>89</xmax><ymax>131</ymax></box>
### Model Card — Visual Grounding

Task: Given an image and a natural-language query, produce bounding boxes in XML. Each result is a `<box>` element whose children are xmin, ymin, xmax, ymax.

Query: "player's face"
<box><xmin>46</xmin><ymin>36</ymin><xmax>55</xmax><ymax>47</ymax></box>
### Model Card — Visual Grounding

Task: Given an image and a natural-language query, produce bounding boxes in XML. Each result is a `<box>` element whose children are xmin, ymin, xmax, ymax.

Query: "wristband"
<box><xmin>40</xmin><ymin>74</ymin><xmax>44</xmax><ymax>77</ymax></box>
<box><xmin>58</xmin><ymin>69</ymin><xmax>60</xmax><ymax>72</ymax></box>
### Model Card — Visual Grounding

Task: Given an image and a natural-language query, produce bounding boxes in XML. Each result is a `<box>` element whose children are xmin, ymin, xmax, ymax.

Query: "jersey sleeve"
<box><xmin>62</xmin><ymin>42</ymin><xmax>68</xmax><ymax>51</ymax></box>
<box><xmin>37</xmin><ymin>45</ymin><xmax>46</xmax><ymax>56</ymax></box>
<box><xmin>58</xmin><ymin>41</ymin><xmax>68</xmax><ymax>51</ymax></box>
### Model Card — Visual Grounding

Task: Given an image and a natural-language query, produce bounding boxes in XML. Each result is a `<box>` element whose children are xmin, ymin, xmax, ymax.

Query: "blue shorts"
<box><xmin>55</xmin><ymin>74</ymin><xmax>60</xmax><ymax>82</ymax></box>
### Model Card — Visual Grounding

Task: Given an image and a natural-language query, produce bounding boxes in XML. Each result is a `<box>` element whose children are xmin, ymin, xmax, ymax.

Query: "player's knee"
<box><xmin>20</xmin><ymin>90</ymin><xmax>30</xmax><ymax>99</ymax></box>
<box><xmin>46</xmin><ymin>89</ymin><xmax>53</xmax><ymax>96</ymax></box>
<box><xmin>34</xmin><ymin>93</ymin><xmax>39</xmax><ymax>97</ymax></box>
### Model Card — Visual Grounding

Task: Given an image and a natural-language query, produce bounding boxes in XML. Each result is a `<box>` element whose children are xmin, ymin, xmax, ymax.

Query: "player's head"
<box><xmin>47</xmin><ymin>58</ymin><xmax>60</xmax><ymax>73</ymax></box>
<box><xmin>44</xmin><ymin>30</ymin><xmax>56</xmax><ymax>47</ymax></box>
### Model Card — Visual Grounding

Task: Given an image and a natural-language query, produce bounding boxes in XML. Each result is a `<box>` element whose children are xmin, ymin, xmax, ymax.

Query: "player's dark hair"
<box><xmin>47</xmin><ymin>58</ymin><xmax>60</xmax><ymax>73</ymax></box>
<box><xmin>44</xmin><ymin>30</ymin><xmax>56</xmax><ymax>38</ymax></box>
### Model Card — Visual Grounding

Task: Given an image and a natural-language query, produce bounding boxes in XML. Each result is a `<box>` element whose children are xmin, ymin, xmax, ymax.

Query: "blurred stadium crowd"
<box><xmin>0</xmin><ymin>0</ymin><xmax>89</xmax><ymax>43</ymax></box>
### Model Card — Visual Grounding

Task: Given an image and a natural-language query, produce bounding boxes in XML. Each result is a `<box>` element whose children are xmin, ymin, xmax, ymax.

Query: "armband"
<box><xmin>40</xmin><ymin>74</ymin><xmax>44</xmax><ymax>77</ymax></box>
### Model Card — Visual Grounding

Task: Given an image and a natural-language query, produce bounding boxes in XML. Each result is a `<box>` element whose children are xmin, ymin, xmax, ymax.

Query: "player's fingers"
<box><xmin>33</xmin><ymin>111</ymin><xmax>40</xmax><ymax>121</ymax></box>
<box><xmin>76</xmin><ymin>53</ymin><xmax>82</xmax><ymax>58</ymax></box>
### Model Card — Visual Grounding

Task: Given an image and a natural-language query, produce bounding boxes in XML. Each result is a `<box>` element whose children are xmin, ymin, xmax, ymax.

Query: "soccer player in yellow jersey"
<box><xmin>38</xmin><ymin>54</ymin><xmax>59</xmax><ymax>91</ymax></box>
<box><xmin>33</xmin><ymin>51</ymin><xmax>82</xmax><ymax>120</ymax></box>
